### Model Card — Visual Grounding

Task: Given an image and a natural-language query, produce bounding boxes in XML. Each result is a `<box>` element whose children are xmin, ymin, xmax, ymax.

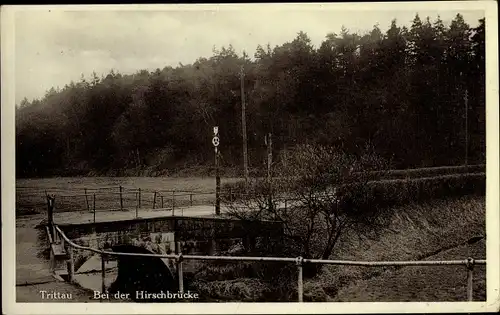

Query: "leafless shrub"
<box><xmin>223</xmin><ymin>144</ymin><xmax>390</xmax><ymax>278</ymax></box>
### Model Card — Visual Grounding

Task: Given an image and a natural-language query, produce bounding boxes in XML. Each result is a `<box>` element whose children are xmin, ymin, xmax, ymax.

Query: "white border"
<box><xmin>2</xmin><ymin>1</ymin><xmax>499</xmax><ymax>314</ymax></box>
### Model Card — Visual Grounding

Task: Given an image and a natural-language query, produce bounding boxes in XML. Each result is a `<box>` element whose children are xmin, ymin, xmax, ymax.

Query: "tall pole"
<box><xmin>266</xmin><ymin>133</ymin><xmax>273</xmax><ymax>211</ymax></box>
<box><xmin>240</xmin><ymin>65</ymin><xmax>249</xmax><ymax>183</ymax></box>
<box><xmin>465</xmin><ymin>89</ymin><xmax>469</xmax><ymax>166</ymax></box>
<box><xmin>215</xmin><ymin>146</ymin><xmax>220</xmax><ymax>215</ymax></box>
<box><xmin>213</xmin><ymin>127</ymin><xmax>220</xmax><ymax>215</ymax></box>
<box><xmin>267</xmin><ymin>133</ymin><xmax>272</xmax><ymax>184</ymax></box>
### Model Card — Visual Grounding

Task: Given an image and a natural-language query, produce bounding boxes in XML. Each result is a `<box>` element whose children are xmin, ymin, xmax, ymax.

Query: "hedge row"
<box><xmin>222</xmin><ymin>172</ymin><xmax>486</xmax><ymax>211</ymax></box>
<box><xmin>337</xmin><ymin>172</ymin><xmax>485</xmax><ymax>214</ymax></box>
<box><xmin>353</xmin><ymin>164</ymin><xmax>485</xmax><ymax>181</ymax></box>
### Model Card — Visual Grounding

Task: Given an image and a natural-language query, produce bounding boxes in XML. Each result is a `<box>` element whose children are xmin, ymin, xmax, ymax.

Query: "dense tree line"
<box><xmin>16</xmin><ymin>14</ymin><xmax>485</xmax><ymax>178</ymax></box>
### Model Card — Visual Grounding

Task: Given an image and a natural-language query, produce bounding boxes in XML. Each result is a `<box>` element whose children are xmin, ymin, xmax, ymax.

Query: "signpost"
<box><xmin>213</xmin><ymin>127</ymin><xmax>220</xmax><ymax>215</ymax></box>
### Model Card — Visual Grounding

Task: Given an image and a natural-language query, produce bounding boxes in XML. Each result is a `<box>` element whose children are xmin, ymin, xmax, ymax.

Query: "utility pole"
<box><xmin>266</xmin><ymin>133</ymin><xmax>273</xmax><ymax>210</ymax></box>
<box><xmin>459</xmin><ymin>71</ymin><xmax>469</xmax><ymax>166</ymax></box>
<box><xmin>465</xmin><ymin>89</ymin><xmax>469</xmax><ymax>166</ymax></box>
<box><xmin>266</xmin><ymin>133</ymin><xmax>272</xmax><ymax>184</ymax></box>
<box><xmin>240</xmin><ymin>65</ymin><xmax>249</xmax><ymax>183</ymax></box>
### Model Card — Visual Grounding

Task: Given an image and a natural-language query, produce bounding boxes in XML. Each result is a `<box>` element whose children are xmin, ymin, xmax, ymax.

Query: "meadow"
<box><xmin>16</xmin><ymin>176</ymin><xmax>241</xmax><ymax>216</ymax></box>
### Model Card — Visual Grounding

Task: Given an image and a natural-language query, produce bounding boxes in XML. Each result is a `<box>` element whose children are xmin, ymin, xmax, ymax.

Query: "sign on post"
<box><xmin>212</xmin><ymin>136</ymin><xmax>220</xmax><ymax>147</ymax></box>
<box><xmin>213</xmin><ymin>126</ymin><xmax>221</xmax><ymax>215</ymax></box>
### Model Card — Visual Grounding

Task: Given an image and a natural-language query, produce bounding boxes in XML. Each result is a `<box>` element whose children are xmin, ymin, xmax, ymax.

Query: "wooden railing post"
<box><xmin>153</xmin><ymin>191</ymin><xmax>157</xmax><ymax>209</ymax></box>
<box><xmin>60</xmin><ymin>232</ymin><xmax>65</xmax><ymax>248</ymax></box>
<box><xmin>84</xmin><ymin>188</ymin><xmax>90</xmax><ymax>211</ymax></box>
<box><xmin>46</xmin><ymin>195</ymin><xmax>54</xmax><ymax>227</ymax></box>
<box><xmin>177</xmin><ymin>253</ymin><xmax>184</xmax><ymax>294</ymax></box>
<box><xmin>172</xmin><ymin>190</ymin><xmax>175</xmax><ymax>215</ymax></box>
<box><xmin>46</xmin><ymin>195</ymin><xmax>58</xmax><ymax>241</ymax></box>
<box><xmin>119</xmin><ymin>186</ymin><xmax>123</xmax><ymax>211</ymax></box>
<box><xmin>296</xmin><ymin>256</ymin><xmax>304</xmax><ymax>302</ymax></box>
<box><xmin>135</xmin><ymin>192</ymin><xmax>139</xmax><ymax>218</ymax></box>
<box><xmin>67</xmin><ymin>246</ymin><xmax>75</xmax><ymax>283</ymax></box>
<box><xmin>466</xmin><ymin>257</ymin><xmax>475</xmax><ymax>301</ymax></box>
<box><xmin>138</xmin><ymin>188</ymin><xmax>142</xmax><ymax>209</ymax></box>
<box><xmin>101</xmin><ymin>254</ymin><xmax>106</xmax><ymax>294</ymax></box>
<box><xmin>49</xmin><ymin>249</ymin><xmax>55</xmax><ymax>273</ymax></box>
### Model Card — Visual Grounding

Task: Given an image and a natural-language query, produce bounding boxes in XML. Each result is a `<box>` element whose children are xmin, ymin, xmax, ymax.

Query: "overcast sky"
<box><xmin>13</xmin><ymin>4</ymin><xmax>485</xmax><ymax>104</ymax></box>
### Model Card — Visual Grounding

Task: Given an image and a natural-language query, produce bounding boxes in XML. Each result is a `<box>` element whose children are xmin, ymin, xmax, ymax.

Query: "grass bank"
<box><xmin>194</xmin><ymin>196</ymin><xmax>485</xmax><ymax>302</ymax></box>
<box><xmin>301</xmin><ymin>196</ymin><xmax>485</xmax><ymax>301</ymax></box>
<box><xmin>333</xmin><ymin>238</ymin><xmax>486</xmax><ymax>302</ymax></box>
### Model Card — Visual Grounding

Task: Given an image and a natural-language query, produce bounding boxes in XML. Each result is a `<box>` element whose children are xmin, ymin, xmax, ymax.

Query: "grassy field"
<box><xmin>16</xmin><ymin>177</ymin><xmax>242</xmax><ymax>215</ymax></box>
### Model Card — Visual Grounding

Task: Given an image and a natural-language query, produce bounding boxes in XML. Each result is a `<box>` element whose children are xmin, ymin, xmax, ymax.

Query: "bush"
<box><xmin>223</xmin><ymin>144</ymin><xmax>391</xmax><ymax>264</ymax></box>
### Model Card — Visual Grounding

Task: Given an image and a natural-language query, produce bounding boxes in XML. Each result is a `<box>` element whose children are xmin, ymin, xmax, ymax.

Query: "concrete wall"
<box><xmin>60</xmin><ymin>216</ymin><xmax>282</xmax><ymax>241</ymax></box>
<box><xmin>58</xmin><ymin>215</ymin><xmax>283</xmax><ymax>274</ymax></box>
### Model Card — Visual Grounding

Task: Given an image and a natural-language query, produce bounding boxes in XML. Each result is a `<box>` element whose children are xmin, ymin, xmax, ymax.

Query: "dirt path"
<box><xmin>16</xmin><ymin>214</ymin><xmax>92</xmax><ymax>302</ymax></box>
<box><xmin>16</xmin><ymin>214</ymin><xmax>52</xmax><ymax>284</ymax></box>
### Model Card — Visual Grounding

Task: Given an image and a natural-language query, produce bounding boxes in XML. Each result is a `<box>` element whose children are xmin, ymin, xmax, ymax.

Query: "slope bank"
<box><xmin>303</xmin><ymin>196</ymin><xmax>485</xmax><ymax>301</ymax></box>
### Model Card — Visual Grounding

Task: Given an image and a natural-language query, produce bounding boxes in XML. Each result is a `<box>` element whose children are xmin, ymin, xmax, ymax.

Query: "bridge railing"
<box><xmin>53</xmin><ymin>225</ymin><xmax>486</xmax><ymax>303</ymax></box>
<box><xmin>40</xmin><ymin>188</ymin><xmax>222</xmax><ymax>221</ymax></box>
<box><xmin>48</xmin><ymin>187</ymin><xmax>218</xmax><ymax>212</ymax></box>
<box><xmin>39</xmin><ymin>187</ymin><xmax>307</xmax><ymax>223</ymax></box>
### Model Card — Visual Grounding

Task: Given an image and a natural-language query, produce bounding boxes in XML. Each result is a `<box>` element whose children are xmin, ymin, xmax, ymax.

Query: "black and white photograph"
<box><xmin>2</xmin><ymin>2</ymin><xmax>499</xmax><ymax>314</ymax></box>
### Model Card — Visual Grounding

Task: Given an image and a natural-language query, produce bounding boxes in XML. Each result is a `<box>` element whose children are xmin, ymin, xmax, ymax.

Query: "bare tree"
<box><xmin>222</xmin><ymin>143</ymin><xmax>390</xmax><ymax>275</ymax></box>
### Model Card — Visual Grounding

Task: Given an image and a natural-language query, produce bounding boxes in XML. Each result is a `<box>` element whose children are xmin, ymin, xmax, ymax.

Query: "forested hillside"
<box><xmin>15</xmin><ymin>14</ymin><xmax>485</xmax><ymax>178</ymax></box>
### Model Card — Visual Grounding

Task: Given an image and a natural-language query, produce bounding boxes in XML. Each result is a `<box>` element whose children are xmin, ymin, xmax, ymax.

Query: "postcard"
<box><xmin>2</xmin><ymin>2</ymin><xmax>499</xmax><ymax>314</ymax></box>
